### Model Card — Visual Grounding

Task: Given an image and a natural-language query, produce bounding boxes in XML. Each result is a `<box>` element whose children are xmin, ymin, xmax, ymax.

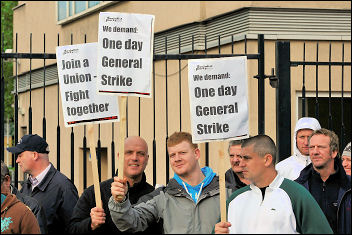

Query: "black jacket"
<box><xmin>12</xmin><ymin>185</ymin><xmax>48</xmax><ymax>233</ymax></box>
<box><xmin>68</xmin><ymin>172</ymin><xmax>161</xmax><ymax>234</ymax></box>
<box><xmin>295</xmin><ymin>159</ymin><xmax>351</xmax><ymax>234</ymax></box>
<box><xmin>20</xmin><ymin>163</ymin><xmax>79</xmax><ymax>234</ymax></box>
<box><xmin>225</xmin><ymin>168</ymin><xmax>247</xmax><ymax>191</ymax></box>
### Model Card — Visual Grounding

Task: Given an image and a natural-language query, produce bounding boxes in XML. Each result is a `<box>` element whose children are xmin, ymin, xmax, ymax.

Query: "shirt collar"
<box><xmin>29</xmin><ymin>164</ymin><xmax>51</xmax><ymax>190</ymax></box>
<box><xmin>250</xmin><ymin>172</ymin><xmax>284</xmax><ymax>191</ymax></box>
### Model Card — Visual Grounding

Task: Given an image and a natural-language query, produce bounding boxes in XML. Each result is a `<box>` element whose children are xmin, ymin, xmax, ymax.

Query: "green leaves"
<box><xmin>1</xmin><ymin>1</ymin><xmax>18</xmax><ymax>122</ymax></box>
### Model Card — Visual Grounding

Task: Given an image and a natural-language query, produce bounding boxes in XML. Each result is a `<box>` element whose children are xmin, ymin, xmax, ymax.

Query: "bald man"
<box><xmin>68</xmin><ymin>136</ymin><xmax>159</xmax><ymax>233</ymax></box>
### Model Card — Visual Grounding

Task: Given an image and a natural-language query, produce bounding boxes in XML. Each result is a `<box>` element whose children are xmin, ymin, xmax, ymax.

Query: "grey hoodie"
<box><xmin>276</xmin><ymin>117</ymin><xmax>321</xmax><ymax>180</ymax></box>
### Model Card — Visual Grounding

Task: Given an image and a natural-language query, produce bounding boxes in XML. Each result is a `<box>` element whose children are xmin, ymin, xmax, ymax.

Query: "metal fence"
<box><xmin>276</xmin><ymin>41</ymin><xmax>351</xmax><ymax>161</ymax></box>
<box><xmin>1</xmin><ymin>33</ymin><xmax>351</xmax><ymax>189</ymax></box>
<box><xmin>1</xmin><ymin>33</ymin><xmax>268</xmax><ymax>189</ymax></box>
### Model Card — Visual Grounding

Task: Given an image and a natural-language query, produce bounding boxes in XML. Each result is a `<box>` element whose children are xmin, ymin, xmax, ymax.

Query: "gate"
<box><xmin>275</xmin><ymin>41</ymin><xmax>351</xmax><ymax>162</ymax></box>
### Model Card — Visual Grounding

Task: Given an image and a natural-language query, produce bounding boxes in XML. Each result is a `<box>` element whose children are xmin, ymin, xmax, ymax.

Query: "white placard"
<box><xmin>56</xmin><ymin>43</ymin><xmax>119</xmax><ymax>127</ymax></box>
<box><xmin>188</xmin><ymin>56</ymin><xmax>249</xmax><ymax>143</ymax></box>
<box><xmin>97</xmin><ymin>12</ymin><xmax>155</xmax><ymax>97</ymax></box>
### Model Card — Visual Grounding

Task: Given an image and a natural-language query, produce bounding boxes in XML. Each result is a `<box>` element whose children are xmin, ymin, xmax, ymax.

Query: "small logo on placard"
<box><xmin>196</xmin><ymin>65</ymin><xmax>213</xmax><ymax>71</ymax></box>
<box><xmin>106</xmin><ymin>16</ymin><xmax>122</xmax><ymax>23</ymax></box>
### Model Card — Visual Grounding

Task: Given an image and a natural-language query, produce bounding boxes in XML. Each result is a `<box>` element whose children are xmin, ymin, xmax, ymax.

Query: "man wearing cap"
<box><xmin>276</xmin><ymin>117</ymin><xmax>321</xmax><ymax>180</ymax></box>
<box><xmin>342</xmin><ymin>142</ymin><xmax>351</xmax><ymax>176</ymax></box>
<box><xmin>7</xmin><ymin>134</ymin><xmax>79</xmax><ymax>234</ymax></box>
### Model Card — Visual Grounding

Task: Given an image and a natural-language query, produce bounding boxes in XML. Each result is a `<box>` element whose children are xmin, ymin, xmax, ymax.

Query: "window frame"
<box><xmin>56</xmin><ymin>1</ymin><xmax>117</xmax><ymax>25</ymax></box>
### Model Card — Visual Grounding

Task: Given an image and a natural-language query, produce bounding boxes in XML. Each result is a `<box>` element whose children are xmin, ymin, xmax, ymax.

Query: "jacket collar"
<box><xmin>1</xmin><ymin>194</ymin><xmax>19</xmax><ymax>213</ymax></box>
<box><xmin>129</xmin><ymin>172</ymin><xmax>148</xmax><ymax>191</ymax></box>
<box><xmin>292</xmin><ymin>151</ymin><xmax>311</xmax><ymax>166</ymax></box>
<box><xmin>296</xmin><ymin>158</ymin><xmax>350</xmax><ymax>190</ymax></box>
<box><xmin>225</xmin><ymin>168</ymin><xmax>246</xmax><ymax>189</ymax></box>
<box><xmin>31</xmin><ymin>163</ymin><xmax>56</xmax><ymax>192</ymax></box>
<box><xmin>113</xmin><ymin>169</ymin><xmax>148</xmax><ymax>191</ymax></box>
<box><xmin>250</xmin><ymin>173</ymin><xmax>284</xmax><ymax>192</ymax></box>
<box><xmin>166</xmin><ymin>176</ymin><xmax>219</xmax><ymax>199</ymax></box>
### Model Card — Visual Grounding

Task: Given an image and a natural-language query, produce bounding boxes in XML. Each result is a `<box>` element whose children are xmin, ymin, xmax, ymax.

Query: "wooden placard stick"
<box><xmin>116</xmin><ymin>96</ymin><xmax>127</xmax><ymax>201</ymax></box>
<box><xmin>87</xmin><ymin>124</ymin><xmax>102</xmax><ymax>208</ymax></box>
<box><xmin>218</xmin><ymin>141</ymin><xmax>227</xmax><ymax>222</ymax></box>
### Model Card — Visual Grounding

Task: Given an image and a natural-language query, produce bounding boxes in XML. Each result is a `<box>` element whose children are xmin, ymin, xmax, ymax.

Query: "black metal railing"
<box><xmin>276</xmin><ymin>41</ymin><xmax>351</xmax><ymax>161</ymax></box>
<box><xmin>1</xmin><ymin>33</ymin><xmax>265</xmax><ymax>189</ymax></box>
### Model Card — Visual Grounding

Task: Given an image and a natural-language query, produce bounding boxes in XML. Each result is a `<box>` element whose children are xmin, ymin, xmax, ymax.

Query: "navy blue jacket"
<box><xmin>295</xmin><ymin>159</ymin><xmax>351</xmax><ymax>234</ymax></box>
<box><xmin>20</xmin><ymin>163</ymin><xmax>79</xmax><ymax>233</ymax></box>
<box><xmin>225</xmin><ymin>168</ymin><xmax>247</xmax><ymax>191</ymax></box>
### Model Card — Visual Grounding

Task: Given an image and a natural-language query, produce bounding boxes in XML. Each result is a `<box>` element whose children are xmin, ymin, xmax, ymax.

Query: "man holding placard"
<box><xmin>109</xmin><ymin>132</ymin><xmax>230</xmax><ymax>233</ymax></box>
<box><xmin>214</xmin><ymin>135</ymin><xmax>333</xmax><ymax>234</ymax></box>
<box><xmin>68</xmin><ymin>136</ymin><xmax>160</xmax><ymax>233</ymax></box>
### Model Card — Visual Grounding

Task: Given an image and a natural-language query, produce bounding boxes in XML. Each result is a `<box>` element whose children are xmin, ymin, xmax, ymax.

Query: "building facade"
<box><xmin>7</xmin><ymin>1</ymin><xmax>351</xmax><ymax>194</ymax></box>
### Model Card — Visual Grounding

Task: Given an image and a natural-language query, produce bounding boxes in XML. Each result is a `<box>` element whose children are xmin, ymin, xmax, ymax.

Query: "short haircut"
<box><xmin>228</xmin><ymin>139</ymin><xmax>244</xmax><ymax>154</ymax></box>
<box><xmin>241</xmin><ymin>135</ymin><xmax>277</xmax><ymax>164</ymax></box>
<box><xmin>167</xmin><ymin>132</ymin><xmax>198</xmax><ymax>149</ymax></box>
<box><xmin>309</xmin><ymin>128</ymin><xmax>339</xmax><ymax>154</ymax></box>
<box><xmin>1</xmin><ymin>160</ymin><xmax>10</xmax><ymax>185</ymax></box>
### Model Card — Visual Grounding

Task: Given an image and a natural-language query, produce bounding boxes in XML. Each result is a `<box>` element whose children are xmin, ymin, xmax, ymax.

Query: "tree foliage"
<box><xmin>1</xmin><ymin>1</ymin><xmax>18</xmax><ymax>124</ymax></box>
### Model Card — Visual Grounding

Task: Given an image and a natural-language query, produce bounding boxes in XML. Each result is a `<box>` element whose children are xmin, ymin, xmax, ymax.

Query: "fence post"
<box><xmin>258</xmin><ymin>34</ymin><xmax>265</xmax><ymax>135</ymax></box>
<box><xmin>275</xmin><ymin>41</ymin><xmax>291</xmax><ymax>162</ymax></box>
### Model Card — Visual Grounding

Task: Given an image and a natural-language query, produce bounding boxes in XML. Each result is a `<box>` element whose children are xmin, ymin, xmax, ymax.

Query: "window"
<box><xmin>58</xmin><ymin>1</ymin><xmax>67</xmax><ymax>21</ymax></box>
<box><xmin>57</xmin><ymin>1</ymin><xmax>115</xmax><ymax>24</ymax></box>
<box><xmin>298</xmin><ymin>94</ymin><xmax>351</xmax><ymax>151</ymax></box>
<box><xmin>74</xmin><ymin>1</ymin><xmax>86</xmax><ymax>14</ymax></box>
<box><xmin>69</xmin><ymin>1</ymin><xmax>73</xmax><ymax>16</ymax></box>
<box><xmin>88</xmin><ymin>1</ymin><xmax>100</xmax><ymax>8</ymax></box>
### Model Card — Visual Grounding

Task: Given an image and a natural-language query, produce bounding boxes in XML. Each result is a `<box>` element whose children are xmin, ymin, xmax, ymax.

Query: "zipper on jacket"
<box><xmin>322</xmin><ymin>181</ymin><xmax>326</xmax><ymax>192</ymax></box>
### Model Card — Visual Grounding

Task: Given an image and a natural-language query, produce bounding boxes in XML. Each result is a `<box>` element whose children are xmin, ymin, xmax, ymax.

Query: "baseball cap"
<box><xmin>7</xmin><ymin>134</ymin><xmax>49</xmax><ymax>154</ymax></box>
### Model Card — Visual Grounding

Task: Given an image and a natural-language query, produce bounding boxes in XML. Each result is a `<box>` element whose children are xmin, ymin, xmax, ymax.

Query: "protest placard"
<box><xmin>188</xmin><ymin>56</ymin><xmax>249</xmax><ymax>222</ymax></box>
<box><xmin>188</xmin><ymin>56</ymin><xmax>249</xmax><ymax>143</ymax></box>
<box><xmin>97</xmin><ymin>13</ymin><xmax>155</xmax><ymax>198</ymax></box>
<box><xmin>97</xmin><ymin>12</ymin><xmax>155</xmax><ymax>97</ymax></box>
<box><xmin>56</xmin><ymin>42</ymin><xmax>119</xmax><ymax>127</ymax></box>
<box><xmin>56</xmin><ymin>42</ymin><xmax>120</xmax><ymax>208</ymax></box>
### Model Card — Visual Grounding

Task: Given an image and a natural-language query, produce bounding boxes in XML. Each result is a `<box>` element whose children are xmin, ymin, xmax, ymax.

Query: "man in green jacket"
<box><xmin>214</xmin><ymin>134</ymin><xmax>333</xmax><ymax>234</ymax></box>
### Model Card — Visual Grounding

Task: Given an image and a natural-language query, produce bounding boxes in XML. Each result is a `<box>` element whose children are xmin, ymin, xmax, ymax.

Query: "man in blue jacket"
<box><xmin>7</xmin><ymin>134</ymin><xmax>79</xmax><ymax>233</ymax></box>
<box><xmin>296</xmin><ymin>128</ymin><xmax>351</xmax><ymax>234</ymax></box>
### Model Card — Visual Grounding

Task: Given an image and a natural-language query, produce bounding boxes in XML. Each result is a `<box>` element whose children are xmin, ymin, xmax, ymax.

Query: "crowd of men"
<box><xmin>1</xmin><ymin>117</ymin><xmax>351</xmax><ymax>234</ymax></box>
